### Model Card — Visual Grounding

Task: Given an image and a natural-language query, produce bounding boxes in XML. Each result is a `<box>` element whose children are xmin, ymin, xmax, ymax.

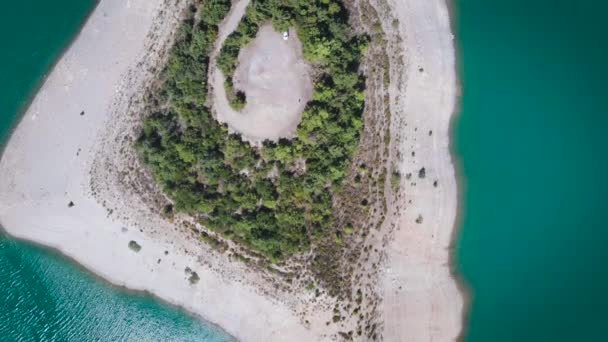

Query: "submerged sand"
<box><xmin>0</xmin><ymin>0</ymin><xmax>463</xmax><ymax>340</ymax></box>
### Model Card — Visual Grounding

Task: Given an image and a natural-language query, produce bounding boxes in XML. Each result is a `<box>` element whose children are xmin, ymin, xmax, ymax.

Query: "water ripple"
<box><xmin>0</xmin><ymin>235</ymin><xmax>233</xmax><ymax>341</ymax></box>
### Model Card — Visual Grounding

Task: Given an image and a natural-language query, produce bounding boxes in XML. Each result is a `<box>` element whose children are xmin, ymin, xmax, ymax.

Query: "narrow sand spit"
<box><xmin>0</xmin><ymin>0</ymin><xmax>463</xmax><ymax>341</ymax></box>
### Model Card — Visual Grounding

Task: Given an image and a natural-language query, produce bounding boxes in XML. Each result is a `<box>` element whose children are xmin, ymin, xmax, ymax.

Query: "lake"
<box><xmin>454</xmin><ymin>0</ymin><xmax>608</xmax><ymax>340</ymax></box>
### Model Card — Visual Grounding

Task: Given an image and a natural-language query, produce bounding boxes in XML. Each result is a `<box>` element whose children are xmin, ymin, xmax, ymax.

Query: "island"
<box><xmin>0</xmin><ymin>0</ymin><xmax>463</xmax><ymax>340</ymax></box>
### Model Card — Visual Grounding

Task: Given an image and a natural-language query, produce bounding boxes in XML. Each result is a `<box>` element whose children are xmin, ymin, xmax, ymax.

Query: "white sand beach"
<box><xmin>0</xmin><ymin>0</ymin><xmax>463</xmax><ymax>341</ymax></box>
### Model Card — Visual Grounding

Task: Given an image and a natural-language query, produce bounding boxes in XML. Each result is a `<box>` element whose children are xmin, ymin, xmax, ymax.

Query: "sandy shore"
<box><xmin>378</xmin><ymin>0</ymin><xmax>464</xmax><ymax>340</ymax></box>
<box><xmin>0</xmin><ymin>0</ymin><xmax>463</xmax><ymax>341</ymax></box>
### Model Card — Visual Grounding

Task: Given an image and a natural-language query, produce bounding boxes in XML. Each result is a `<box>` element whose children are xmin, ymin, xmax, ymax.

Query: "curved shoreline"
<box><xmin>445</xmin><ymin>0</ymin><xmax>473</xmax><ymax>340</ymax></box>
<box><xmin>0</xmin><ymin>1</ymin><xmax>99</xmax><ymax>146</ymax></box>
<box><xmin>0</xmin><ymin>0</ymin><xmax>465</xmax><ymax>340</ymax></box>
<box><xmin>0</xmin><ymin>232</ymin><xmax>237</xmax><ymax>340</ymax></box>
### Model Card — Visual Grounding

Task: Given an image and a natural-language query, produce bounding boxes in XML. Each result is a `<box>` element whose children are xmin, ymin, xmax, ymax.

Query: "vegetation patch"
<box><xmin>137</xmin><ymin>0</ymin><xmax>367</xmax><ymax>265</ymax></box>
<box><xmin>189</xmin><ymin>271</ymin><xmax>200</xmax><ymax>284</ymax></box>
<box><xmin>128</xmin><ymin>240</ymin><xmax>142</xmax><ymax>252</ymax></box>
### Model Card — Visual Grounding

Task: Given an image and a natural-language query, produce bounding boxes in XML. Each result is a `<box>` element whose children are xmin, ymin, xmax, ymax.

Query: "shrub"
<box><xmin>189</xmin><ymin>272</ymin><xmax>200</xmax><ymax>284</ymax></box>
<box><xmin>128</xmin><ymin>240</ymin><xmax>142</xmax><ymax>252</ymax></box>
<box><xmin>418</xmin><ymin>167</ymin><xmax>426</xmax><ymax>179</ymax></box>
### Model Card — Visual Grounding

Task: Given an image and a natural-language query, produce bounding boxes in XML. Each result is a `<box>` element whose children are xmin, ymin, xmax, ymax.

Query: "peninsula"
<box><xmin>0</xmin><ymin>0</ymin><xmax>463</xmax><ymax>340</ymax></box>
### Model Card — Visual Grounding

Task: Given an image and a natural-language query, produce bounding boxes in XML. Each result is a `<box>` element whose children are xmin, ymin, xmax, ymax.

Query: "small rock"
<box><xmin>418</xmin><ymin>167</ymin><xmax>426</xmax><ymax>179</ymax></box>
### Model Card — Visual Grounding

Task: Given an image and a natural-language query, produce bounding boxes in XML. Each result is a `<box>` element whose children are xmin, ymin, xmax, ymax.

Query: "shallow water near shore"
<box><xmin>454</xmin><ymin>0</ymin><xmax>608</xmax><ymax>340</ymax></box>
<box><xmin>0</xmin><ymin>239</ymin><xmax>232</xmax><ymax>341</ymax></box>
<box><xmin>0</xmin><ymin>2</ymin><xmax>230</xmax><ymax>340</ymax></box>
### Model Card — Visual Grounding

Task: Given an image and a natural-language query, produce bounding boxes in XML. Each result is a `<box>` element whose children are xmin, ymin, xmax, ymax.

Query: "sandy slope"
<box><xmin>378</xmin><ymin>0</ymin><xmax>464</xmax><ymax>340</ymax></box>
<box><xmin>0</xmin><ymin>0</ymin><xmax>463</xmax><ymax>341</ymax></box>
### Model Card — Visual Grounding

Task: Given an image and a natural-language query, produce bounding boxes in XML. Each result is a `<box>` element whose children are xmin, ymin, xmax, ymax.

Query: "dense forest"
<box><xmin>136</xmin><ymin>0</ymin><xmax>367</xmax><ymax>262</ymax></box>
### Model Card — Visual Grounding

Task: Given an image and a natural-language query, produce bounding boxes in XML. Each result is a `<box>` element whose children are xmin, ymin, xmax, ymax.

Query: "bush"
<box><xmin>224</xmin><ymin>77</ymin><xmax>247</xmax><ymax>110</ymax></box>
<box><xmin>189</xmin><ymin>272</ymin><xmax>200</xmax><ymax>284</ymax></box>
<box><xmin>418</xmin><ymin>167</ymin><xmax>426</xmax><ymax>179</ymax></box>
<box><xmin>391</xmin><ymin>170</ymin><xmax>401</xmax><ymax>190</ymax></box>
<box><xmin>128</xmin><ymin>240</ymin><xmax>142</xmax><ymax>252</ymax></box>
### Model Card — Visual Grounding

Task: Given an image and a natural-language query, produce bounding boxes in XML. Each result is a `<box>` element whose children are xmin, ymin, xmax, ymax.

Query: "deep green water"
<box><xmin>0</xmin><ymin>2</ymin><xmax>231</xmax><ymax>341</ymax></box>
<box><xmin>454</xmin><ymin>0</ymin><xmax>608</xmax><ymax>341</ymax></box>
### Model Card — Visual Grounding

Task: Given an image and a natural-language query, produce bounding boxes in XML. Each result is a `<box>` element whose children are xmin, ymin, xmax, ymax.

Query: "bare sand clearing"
<box><xmin>210</xmin><ymin>22</ymin><xmax>312</xmax><ymax>143</ymax></box>
<box><xmin>0</xmin><ymin>0</ymin><xmax>463</xmax><ymax>340</ymax></box>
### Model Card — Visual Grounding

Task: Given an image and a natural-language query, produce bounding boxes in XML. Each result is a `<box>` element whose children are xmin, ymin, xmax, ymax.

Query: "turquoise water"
<box><xmin>454</xmin><ymin>0</ymin><xmax>608</xmax><ymax>341</ymax></box>
<box><xmin>0</xmin><ymin>239</ymin><xmax>231</xmax><ymax>341</ymax></box>
<box><xmin>0</xmin><ymin>2</ymin><xmax>231</xmax><ymax>341</ymax></box>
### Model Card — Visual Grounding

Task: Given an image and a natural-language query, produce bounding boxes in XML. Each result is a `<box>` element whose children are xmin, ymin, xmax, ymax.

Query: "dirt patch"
<box><xmin>213</xmin><ymin>25</ymin><xmax>312</xmax><ymax>143</ymax></box>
